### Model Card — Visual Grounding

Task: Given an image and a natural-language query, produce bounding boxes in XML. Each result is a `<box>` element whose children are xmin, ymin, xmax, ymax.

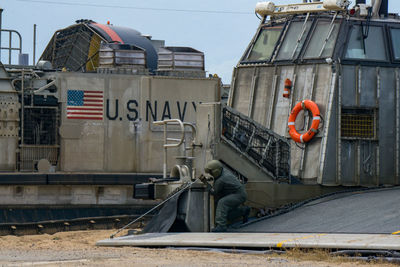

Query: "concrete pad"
<box><xmin>97</xmin><ymin>232</ymin><xmax>400</xmax><ymax>250</ymax></box>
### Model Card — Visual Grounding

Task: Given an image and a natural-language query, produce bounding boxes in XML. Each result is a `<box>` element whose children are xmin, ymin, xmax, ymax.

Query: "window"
<box><xmin>341</xmin><ymin>108</ymin><xmax>376</xmax><ymax>139</ymax></box>
<box><xmin>345</xmin><ymin>25</ymin><xmax>387</xmax><ymax>61</ymax></box>
<box><xmin>246</xmin><ymin>26</ymin><xmax>283</xmax><ymax>61</ymax></box>
<box><xmin>276</xmin><ymin>21</ymin><xmax>313</xmax><ymax>60</ymax></box>
<box><xmin>390</xmin><ymin>28</ymin><xmax>400</xmax><ymax>60</ymax></box>
<box><xmin>304</xmin><ymin>20</ymin><xmax>340</xmax><ymax>59</ymax></box>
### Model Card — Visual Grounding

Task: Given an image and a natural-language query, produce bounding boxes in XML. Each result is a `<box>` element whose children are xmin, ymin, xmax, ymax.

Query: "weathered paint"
<box><xmin>57</xmin><ymin>72</ymin><xmax>220</xmax><ymax>173</ymax></box>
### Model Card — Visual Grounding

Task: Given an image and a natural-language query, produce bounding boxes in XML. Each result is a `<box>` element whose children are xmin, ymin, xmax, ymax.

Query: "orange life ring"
<box><xmin>288</xmin><ymin>100</ymin><xmax>320</xmax><ymax>143</ymax></box>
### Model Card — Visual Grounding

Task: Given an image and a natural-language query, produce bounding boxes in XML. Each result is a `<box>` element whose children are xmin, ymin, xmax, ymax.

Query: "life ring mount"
<box><xmin>288</xmin><ymin>100</ymin><xmax>320</xmax><ymax>143</ymax></box>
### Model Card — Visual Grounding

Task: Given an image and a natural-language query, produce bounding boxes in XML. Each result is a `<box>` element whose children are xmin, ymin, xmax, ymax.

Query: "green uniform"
<box><xmin>211</xmin><ymin>169</ymin><xmax>248</xmax><ymax>227</ymax></box>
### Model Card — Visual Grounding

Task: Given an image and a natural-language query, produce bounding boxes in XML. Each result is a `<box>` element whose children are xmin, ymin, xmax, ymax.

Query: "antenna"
<box><xmin>256</xmin><ymin>1</ymin><xmax>348</xmax><ymax>17</ymax></box>
<box><xmin>379</xmin><ymin>0</ymin><xmax>388</xmax><ymax>17</ymax></box>
<box><xmin>33</xmin><ymin>24</ymin><xmax>37</xmax><ymax>65</ymax></box>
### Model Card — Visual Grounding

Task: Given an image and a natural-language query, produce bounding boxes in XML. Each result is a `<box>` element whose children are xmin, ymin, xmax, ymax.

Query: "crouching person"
<box><xmin>201</xmin><ymin>160</ymin><xmax>250</xmax><ymax>232</ymax></box>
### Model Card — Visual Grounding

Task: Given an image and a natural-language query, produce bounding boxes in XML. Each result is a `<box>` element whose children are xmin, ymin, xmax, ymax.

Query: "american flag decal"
<box><xmin>67</xmin><ymin>90</ymin><xmax>104</xmax><ymax>120</ymax></box>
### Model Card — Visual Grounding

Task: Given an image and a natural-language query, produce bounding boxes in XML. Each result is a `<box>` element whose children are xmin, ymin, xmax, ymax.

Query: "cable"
<box><xmin>16</xmin><ymin>0</ymin><xmax>253</xmax><ymax>15</ymax></box>
<box><xmin>363</xmin><ymin>7</ymin><xmax>372</xmax><ymax>38</ymax></box>
<box><xmin>202</xmin><ymin>114</ymin><xmax>211</xmax><ymax>167</ymax></box>
<box><xmin>295</xmin><ymin>141</ymin><xmax>305</xmax><ymax>150</ymax></box>
<box><xmin>255</xmin><ymin>12</ymin><xmax>262</xmax><ymax>21</ymax></box>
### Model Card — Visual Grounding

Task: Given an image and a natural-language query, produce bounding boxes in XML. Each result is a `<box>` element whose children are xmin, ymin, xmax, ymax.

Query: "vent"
<box><xmin>156</xmin><ymin>46</ymin><xmax>206</xmax><ymax>78</ymax></box>
<box><xmin>341</xmin><ymin>108</ymin><xmax>376</xmax><ymax>139</ymax></box>
<box><xmin>99</xmin><ymin>43</ymin><xmax>146</xmax><ymax>69</ymax></box>
<box><xmin>23</xmin><ymin>108</ymin><xmax>58</xmax><ymax>145</ymax></box>
<box><xmin>19</xmin><ymin>107</ymin><xmax>60</xmax><ymax>171</ymax></box>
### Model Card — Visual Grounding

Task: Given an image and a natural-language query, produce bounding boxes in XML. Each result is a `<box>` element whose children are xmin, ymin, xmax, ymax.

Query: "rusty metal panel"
<box><xmin>302</xmin><ymin>142</ymin><xmax>320</xmax><ymax>180</ymax></box>
<box><xmin>59</xmin><ymin>74</ymin><xmax>105</xmax><ymax>172</ymax></box>
<box><xmin>251</xmin><ymin>66</ymin><xmax>275</xmax><ymax>126</ymax></box>
<box><xmin>231</xmin><ymin>67</ymin><xmax>255</xmax><ymax>116</ymax></box>
<box><xmin>360</xmin><ymin>67</ymin><xmax>377</xmax><ymax>107</ymax></box>
<box><xmin>138</xmin><ymin>77</ymin><xmax>219</xmax><ymax>173</ymax></box>
<box><xmin>314</xmin><ymin>65</ymin><xmax>332</xmax><ymax>117</ymax></box>
<box><xmin>104</xmin><ymin>75</ymin><xmax>141</xmax><ymax>172</ymax></box>
<box><xmin>0</xmin><ymin>64</ymin><xmax>19</xmax><ymax>171</ymax></box>
<box><xmin>321</xmin><ymin>92</ymin><xmax>338</xmax><ymax>185</ymax></box>
<box><xmin>288</xmin><ymin>65</ymin><xmax>312</xmax><ymax>179</ymax></box>
<box><xmin>340</xmin><ymin>140</ymin><xmax>357</xmax><ymax>185</ymax></box>
<box><xmin>379</xmin><ymin>67</ymin><xmax>396</xmax><ymax>185</ymax></box>
<box><xmin>341</xmin><ymin>65</ymin><xmax>357</xmax><ymax>107</ymax></box>
<box><xmin>397</xmin><ymin>69</ymin><xmax>400</xmax><ymax>185</ymax></box>
<box><xmin>303</xmin><ymin>65</ymin><xmax>333</xmax><ymax>180</ymax></box>
<box><xmin>358</xmin><ymin>141</ymin><xmax>378</xmax><ymax>186</ymax></box>
<box><xmin>272</xmin><ymin>66</ymin><xmax>295</xmax><ymax>136</ymax></box>
<box><xmin>293</xmin><ymin>65</ymin><xmax>314</xmax><ymax>101</ymax></box>
<box><xmin>58</xmin><ymin>72</ymin><xmax>220</xmax><ymax>173</ymax></box>
<box><xmin>227</xmin><ymin>62</ymin><xmax>399</xmax><ymax>186</ymax></box>
<box><xmin>287</xmin><ymin>65</ymin><xmax>309</xmax><ymax>179</ymax></box>
<box><xmin>286</xmin><ymin>65</ymin><xmax>333</xmax><ymax>181</ymax></box>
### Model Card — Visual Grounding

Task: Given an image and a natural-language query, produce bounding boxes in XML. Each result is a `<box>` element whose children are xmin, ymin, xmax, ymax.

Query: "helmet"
<box><xmin>204</xmin><ymin>160</ymin><xmax>223</xmax><ymax>179</ymax></box>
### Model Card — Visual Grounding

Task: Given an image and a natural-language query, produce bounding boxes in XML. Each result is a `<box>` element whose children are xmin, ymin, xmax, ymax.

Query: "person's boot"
<box><xmin>242</xmin><ymin>206</ymin><xmax>250</xmax><ymax>224</ymax></box>
<box><xmin>211</xmin><ymin>225</ymin><xmax>227</xmax><ymax>232</ymax></box>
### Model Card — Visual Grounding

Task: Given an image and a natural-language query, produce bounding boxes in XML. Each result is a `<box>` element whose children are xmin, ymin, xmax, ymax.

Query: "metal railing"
<box><xmin>153</xmin><ymin>119</ymin><xmax>197</xmax><ymax>178</ymax></box>
<box><xmin>221</xmin><ymin>105</ymin><xmax>290</xmax><ymax>180</ymax></box>
<box><xmin>0</xmin><ymin>29</ymin><xmax>22</xmax><ymax>65</ymax></box>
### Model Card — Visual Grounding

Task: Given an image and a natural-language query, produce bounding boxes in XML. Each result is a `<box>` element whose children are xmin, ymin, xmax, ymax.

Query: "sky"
<box><xmin>1</xmin><ymin>0</ymin><xmax>400</xmax><ymax>83</ymax></box>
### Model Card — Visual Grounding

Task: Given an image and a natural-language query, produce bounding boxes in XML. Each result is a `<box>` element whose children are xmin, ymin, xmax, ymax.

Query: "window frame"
<box><xmin>387</xmin><ymin>25</ymin><xmax>400</xmax><ymax>63</ymax></box>
<box><xmin>272</xmin><ymin>17</ymin><xmax>316</xmax><ymax>63</ymax></box>
<box><xmin>301</xmin><ymin>18</ymin><xmax>342</xmax><ymax>60</ymax></box>
<box><xmin>240</xmin><ymin>23</ymin><xmax>286</xmax><ymax>64</ymax></box>
<box><xmin>341</xmin><ymin>22</ymin><xmax>390</xmax><ymax>63</ymax></box>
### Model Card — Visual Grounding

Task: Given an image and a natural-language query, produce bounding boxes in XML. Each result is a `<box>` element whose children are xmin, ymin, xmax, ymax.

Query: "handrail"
<box><xmin>221</xmin><ymin>105</ymin><xmax>291</xmax><ymax>181</ymax></box>
<box><xmin>153</xmin><ymin>119</ymin><xmax>185</xmax><ymax>148</ymax></box>
<box><xmin>183</xmin><ymin>122</ymin><xmax>197</xmax><ymax>157</ymax></box>
<box><xmin>0</xmin><ymin>29</ymin><xmax>23</xmax><ymax>65</ymax></box>
<box><xmin>153</xmin><ymin>119</ymin><xmax>185</xmax><ymax>178</ymax></box>
<box><xmin>153</xmin><ymin>119</ymin><xmax>198</xmax><ymax>178</ymax></box>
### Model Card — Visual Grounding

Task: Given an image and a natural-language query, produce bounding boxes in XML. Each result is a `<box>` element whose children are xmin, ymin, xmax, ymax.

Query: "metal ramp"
<box><xmin>237</xmin><ymin>187</ymin><xmax>400</xmax><ymax>234</ymax></box>
<box><xmin>97</xmin><ymin>187</ymin><xmax>400</xmax><ymax>251</ymax></box>
<box><xmin>220</xmin><ymin>106</ymin><xmax>290</xmax><ymax>182</ymax></box>
<box><xmin>97</xmin><ymin>233</ymin><xmax>400</xmax><ymax>251</ymax></box>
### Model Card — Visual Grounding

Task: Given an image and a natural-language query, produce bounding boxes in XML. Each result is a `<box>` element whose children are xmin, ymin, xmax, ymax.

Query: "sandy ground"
<box><xmin>0</xmin><ymin>230</ymin><xmax>396</xmax><ymax>267</ymax></box>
